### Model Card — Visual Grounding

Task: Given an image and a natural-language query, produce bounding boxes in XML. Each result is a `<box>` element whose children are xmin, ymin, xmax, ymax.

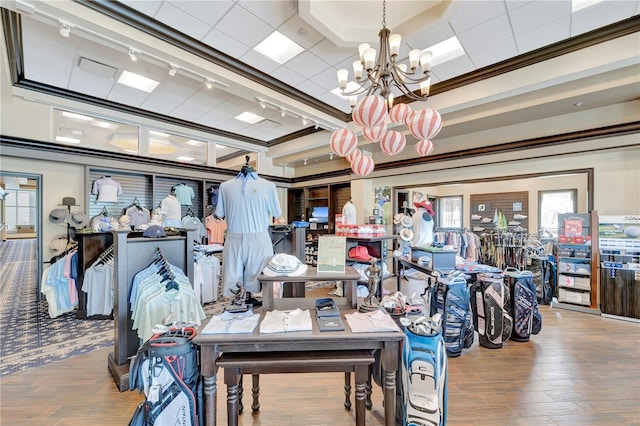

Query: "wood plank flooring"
<box><xmin>2</xmin><ymin>305</ymin><xmax>639</xmax><ymax>425</ymax></box>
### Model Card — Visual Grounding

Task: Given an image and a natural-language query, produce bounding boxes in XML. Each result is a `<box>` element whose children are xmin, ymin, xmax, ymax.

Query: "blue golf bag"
<box><xmin>401</xmin><ymin>316</ymin><xmax>448</xmax><ymax>426</ymax></box>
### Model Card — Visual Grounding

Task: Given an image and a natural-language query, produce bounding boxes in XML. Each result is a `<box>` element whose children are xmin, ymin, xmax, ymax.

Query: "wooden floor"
<box><xmin>2</xmin><ymin>304</ymin><xmax>639</xmax><ymax>426</ymax></box>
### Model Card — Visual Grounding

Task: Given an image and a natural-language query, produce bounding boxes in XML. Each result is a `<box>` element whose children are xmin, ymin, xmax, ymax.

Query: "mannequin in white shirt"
<box><xmin>342</xmin><ymin>199</ymin><xmax>357</xmax><ymax>225</ymax></box>
<box><xmin>160</xmin><ymin>187</ymin><xmax>182</xmax><ymax>227</ymax></box>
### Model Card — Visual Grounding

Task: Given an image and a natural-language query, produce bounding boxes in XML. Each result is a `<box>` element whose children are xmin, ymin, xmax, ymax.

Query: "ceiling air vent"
<box><xmin>77</xmin><ymin>57</ymin><xmax>117</xmax><ymax>78</ymax></box>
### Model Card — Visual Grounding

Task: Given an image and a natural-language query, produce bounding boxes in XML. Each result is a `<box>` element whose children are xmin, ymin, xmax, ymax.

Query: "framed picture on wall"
<box><xmin>477</xmin><ymin>203</ymin><xmax>486</xmax><ymax>212</ymax></box>
<box><xmin>475</xmin><ymin>202</ymin><xmax>490</xmax><ymax>213</ymax></box>
<box><xmin>513</xmin><ymin>202</ymin><xmax>523</xmax><ymax>212</ymax></box>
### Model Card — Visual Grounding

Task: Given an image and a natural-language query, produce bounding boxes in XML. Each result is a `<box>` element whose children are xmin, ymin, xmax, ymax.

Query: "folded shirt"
<box><xmin>345</xmin><ymin>310</ymin><xmax>401</xmax><ymax>333</ymax></box>
<box><xmin>201</xmin><ymin>310</ymin><xmax>260</xmax><ymax>334</ymax></box>
<box><xmin>260</xmin><ymin>309</ymin><xmax>313</xmax><ymax>333</ymax></box>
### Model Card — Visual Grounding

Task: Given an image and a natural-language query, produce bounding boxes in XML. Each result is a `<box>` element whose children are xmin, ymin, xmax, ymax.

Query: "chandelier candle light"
<box><xmin>332</xmin><ymin>0</ymin><xmax>443</xmax><ymax>176</ymax></box>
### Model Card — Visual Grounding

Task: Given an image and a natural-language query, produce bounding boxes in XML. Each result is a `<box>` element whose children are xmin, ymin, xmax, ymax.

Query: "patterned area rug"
<box><xmin>0</xmin><ymin>239</ymin><xmax>335</xmax><ymax>376</ymax></box>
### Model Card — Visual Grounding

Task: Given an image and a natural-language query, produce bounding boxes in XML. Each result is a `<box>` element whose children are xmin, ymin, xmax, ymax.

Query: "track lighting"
<box><xmin>281</xmin><ymin>108</ymin><xmax>286</xmax><ymax>117</ymax></box>
<box><xmin>301</xmin><ymin>117</ymin><xmax>308</xmax><ymax>126</ymax></box>
<box><xmin>314</xmin><ymin>121</ymin><xmax>319</xmax><ymax>130</ymax></box>
<box><xmin>128</xmin><ymin>48</ymin><xmax>137</xmax><ymax>61</ymax></box>
<box><xmin>168</xmin><ymin>64</ymin><xmax>178</xmax><ymax>77</ymax></box>
<box><xmin>329</xmin><ymin>153</ymin><xmax>334</xmax><ymax>160</ymax></box>
<box><xmin>205</xmin><ymin>79</ymin><xmax>213</xmax><ymax>89</ymax></box>
<box><xmin>59</xmin><ymin>22</ymin><xmax>70</xmax><ymax>38</ymax></box>
<box><xmin>303</xmin><ymin>159</ymin><xmax>308</xmax><ymax>166</ymax></box>
<box><xmin>259</xmin><ymin>101</ymin><xmax>266</xmax><ymax>109</ymax></box>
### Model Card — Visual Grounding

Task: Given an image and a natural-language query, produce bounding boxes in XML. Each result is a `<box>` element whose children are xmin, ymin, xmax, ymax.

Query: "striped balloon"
<box><xmin>403</xmin><ymin>109</ymin><xmax>416</xmax><ymax>127</ymax></box>
<box><xmin>409</xmin><ymin>108</ymin><xmax>442</xmax><ymax>140</ymax></box>
<box><xmin>329</xmin><ymin>128</ymin><xmax>358</xmax><ymax>157</ymax></box>
<box><xmin>352</xmin><ymin>95</ymin><xmax>388</xmax><ymax>128</ymax></box>
<box><xmin>415</xmin><ymin>139</ymin><xmax>435</xmax><ymax>156</ymax></box>
<box><xmin>346</xmin><ymin>148</ymin><xmax>362</xmax><ymax>163</ymax></box>
<box><xmin>362</xmin><ymin>122</ymin><xmax>387</xmax><ymax>142</ymax></box>
<box><xmin>351</xmin><ymin>154</ymin><xmax>375</xmax><ymax>176</ymax></box>
<box><xmin>380</xmin><ymin>130</ymin><xmax>406</xmax><ymax>156</ymax></box>
<box><xmin>389</xmin><ymin>103</ymin><xmax>411</xmax><ymax>124</ymax></box>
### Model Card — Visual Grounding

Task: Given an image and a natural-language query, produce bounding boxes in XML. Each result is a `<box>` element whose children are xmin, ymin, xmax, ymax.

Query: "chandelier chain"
<box><xmin>382</xmin><ymin>0</ymin><xmax>386</xmax><ymax>28</ymax></box>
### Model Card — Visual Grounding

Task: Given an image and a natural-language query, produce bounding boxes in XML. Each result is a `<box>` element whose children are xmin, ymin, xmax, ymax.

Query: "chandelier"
<box><xmin>330</xmin><ymin>0</ymin><xmax>443</xmax><ymax>178</ymax></box>
<box><xmin>336</xmin><ymin>0</ymin><xmax>433</xmax><ymax>109</ymax></box>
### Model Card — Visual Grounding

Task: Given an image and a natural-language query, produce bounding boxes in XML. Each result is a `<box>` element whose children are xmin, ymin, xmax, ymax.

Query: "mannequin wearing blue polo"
<box><xmin>411</xmin><ymin>199</ymin><xmax>435</xmax><ymax>248</ymax></box>
<box><xmin>215</xmin><ymin>157</ymin><xmax>282</xmax><ymax>301</ymax></box>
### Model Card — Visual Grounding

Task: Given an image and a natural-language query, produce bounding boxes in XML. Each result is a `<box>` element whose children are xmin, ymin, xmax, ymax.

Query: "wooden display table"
<box><xmin>258</xmin><ymin>266</ymin><xmax>362</xmax><ymax>310</ymax></box>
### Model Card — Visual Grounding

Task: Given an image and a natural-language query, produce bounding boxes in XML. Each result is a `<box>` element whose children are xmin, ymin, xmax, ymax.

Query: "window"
<box><xmin>4</xmin><ymin>189</ymin><xmax>36</xmax><ymax>231</ymax></box>
<box><xmin>539</xmin><ymin>189</ymin><xmax>577</xmax><ymax>237</ymax></box>
<box><xmin>437</xmin><ymin>196</ymin><xmax>462</xmax><ymax>229</ymax></box>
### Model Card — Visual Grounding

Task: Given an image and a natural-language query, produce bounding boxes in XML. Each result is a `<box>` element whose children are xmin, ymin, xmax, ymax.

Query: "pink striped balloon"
<box><xmin>403</xmin><ymin>109</ymin><xmax>416</xmax><ymax>127</ymax></box>
<box><xmin>409</xmin><ymin>108</ymin><xmax>442</xmax><ymax>140</ymax></box>
<box><xmin>380</xmin><ymin>130</ymin><xmax>406</xmax><ymax>156</ymax></box>
<box><xmin>329</xmin><ymin>128</ymin><xmax>358</xmax><ymax>157</ymax></box>
<box><xmin>351</xmin><ymin>154</ymin><xmax>375</xmax><ymax>176</ymax></box>
<box><xmin>346</xmin><ymin>148</ymin><xmax>362</xmax><ymax>163</ymax></box>
<box><xmin>389</xmin><ymin>103</ymin><xmax>411</xmax><ymax>124</ymax></box>
<box><xmin>415</xmin><ymin>139</ymin><xmax>435</xmax><ymax>156</ymax></box>
<box><xmin>362</xmin><ymin>122</ymin><xmax>387</xmax><ymax>142</ymax></box>
<box><xmin>352</xmin><ymin>95</ymin><xmax>388</xmax><ymax>128</ymax></box>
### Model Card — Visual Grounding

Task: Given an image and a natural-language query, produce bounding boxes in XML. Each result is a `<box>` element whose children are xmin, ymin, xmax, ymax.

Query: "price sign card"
<box><xmin>317</xmin><ymin>235</ymin><xmax>346</xmax><ymax>273</ymax></box>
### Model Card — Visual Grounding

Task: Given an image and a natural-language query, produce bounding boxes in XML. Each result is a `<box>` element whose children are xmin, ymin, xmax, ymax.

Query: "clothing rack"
<box><xmin>107</xmin><ymin>228</ymin><xmax>195</xmax><ymax>392</ymax></box>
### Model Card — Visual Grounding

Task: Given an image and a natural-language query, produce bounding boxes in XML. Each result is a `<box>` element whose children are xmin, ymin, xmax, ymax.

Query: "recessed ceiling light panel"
<box><xmin>117</xmin><ymin>70</ymin><xmax>160</xmax><ymax>93</ymax></box>
<box><xmin>254</xmin><ymin>31</ymin><xmax>304</xmax><ymax>64</ymax></box>
<box><xmin>235</xmin><ymin>112</ymin><xmax>265</xmax><ymax>124</ymax></box>
<box><xmin>55</xmin><ymin>136</ymin><xmax>81</xmax><ymax>144</ymax></box>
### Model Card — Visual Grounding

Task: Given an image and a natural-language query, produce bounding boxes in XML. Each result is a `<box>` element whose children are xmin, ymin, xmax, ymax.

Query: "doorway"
<box><xmin>0</xmin><ymin>172</ymin><xmax>43</xmax><ymax>298</ymax></box>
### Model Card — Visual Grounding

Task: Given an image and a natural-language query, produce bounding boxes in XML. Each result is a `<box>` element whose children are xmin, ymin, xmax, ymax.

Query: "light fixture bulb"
<box><xmin>205</xmin><ymin>79</ymin><xmax>213</xmax><ymax>89</ymax></box>
<box><xmin>302</xmin><ymin>117</ymin><xmax>308</xmax><ymax>126</ymax></box>
<box><xmin>329</xmin><ymin>153</ymin><xmax>334</xmax><ymax>160</ymax></box>
<box><xmin>168</xmin><ymin>64</ymin><xmax>177</xmax><ymax>76</ymax></box>
<box><xmin>59</xmin><ymin>23</ymin><xmax>70</xmax><ymax>38</ymax></box>
<box><xmin>260</xmin><ymin>101</ymin><xmax>266</xmax><ymax>109</ymax></box>
<box><xmin>303</xmin><ymin>159</ymin><xmax>307</xmax><ymax>166</ymax></box>
<box><xmin>281</xmin><ymin>109</ymin><xmax>286</xmax><ymax>117</ymax></box>
<box><xmin>128</xmin><ymin>49</ymin><xmax>137</xmax><ymax>61</ymax></box>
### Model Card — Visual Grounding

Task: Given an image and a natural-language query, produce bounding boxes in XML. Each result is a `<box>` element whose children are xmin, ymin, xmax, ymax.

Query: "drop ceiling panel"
<box><xmin>278</xmin><ymin>14</ymin><xmax>325</xmax><ymax>49</ymax></box>
<box><xmin>448</xmin><ymin>0</ymin><xmax>507</xmax><ymax>33</ymax></box>
<box><xmin>68</xmin><ymin>68</ymin><xmax>115</xmax><ymax>99</ymax></box>
<box><xmin>238</xmin><ymin>0</ymin><xmax>297</xmax><ymax>28</ymax></box>
<box><xmin>270</xmin><ymin>66</ymin><xmax>307</xmax><ymax>87</ymax></box>
<box><xmin>154</xmin><ymin>2</ymin><xmax>213</xmax><ymax>40</ymax></box>
<box><xmin>238</xmin><ymin>49</ymin><xmax>281</xmax><ymax>75</ymax></box>
<box><xmin>141</xmin><ymin>78</ymin><xmax>201</xmax><ymax>115</ymax></box>
<box><xmin>457</xmin><ymin>13</ymin><xmax>514</xmax><ymax>53</ymax></box>
<box><xmin>201</xmin><ymin>28</ymin><xmax>251</xmax><ymax>58</ymax></box>
<box><xmin>308</xmin><ymin>39</ymin><xmax>355</xmax><ymax>67</ymax></box>
<box><xmin>509</xmin><ymin>0</ymin><xmax>570</xmax><ymax>35</ymax></box>
<box><xmin>431</xmin><ymin>55</ymin><xmax>476</xmax><ymax>81</ymax></box>
<box><xmin>284</xmin><ymin>51</ymin><xmax>330</xmax><ymax>79</ymax></box>
<box><xmin>214</xmin><ymin>5</ymin><xmax>273</xmax><ymax>47</ymax></box>
<box><xmin>108</xmin><ymin>83</ymin><xmax>153</xmax><ymax>108</ymax></box>
<box><xmin>571</xmin><ymin>1</ymin><xmax>640</xmax><ymax>36</ymax></box>
<box><xmin>119</xmin><ymin>0</ymin><xmax>162</xmax><ymax>17</ymax></box>
<box><xmin>165</xmin><ymin>0</ymin><xmax>233</xmax><ymax>27</ymax></box>
<box><xmin>468</xmin><ymin>37</ymin><xmax>519</xmax><ymax>69</ymax></box>
<box><xmin>296</xmin><ymin>78</ymin><xmax>326</xmax><ymax>98</ymax></box>
<box><xmin>170</xmin><ymin>90</ymin><xmax>230</xmax><ymax>122</ymax></box>
<box><xmin>515</xmin><ymin>17</ymin><xmax>570</xmax><ymax>54</ymax></box>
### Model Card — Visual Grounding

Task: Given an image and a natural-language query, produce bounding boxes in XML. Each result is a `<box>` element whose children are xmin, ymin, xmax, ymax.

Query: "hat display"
<box><xmin>393</xmin><ymin>213</ymin><xmax>404</xmax><ymax>225</ymax></box>
<box><xmin>262</xmin><ymin>253</ymin><xmax>308</xmax><ymax>277</ymax></box>
<box><xmin>69</xmin><ymin>212</ymin><xmax>89</xmax><ymax>228</ymax></box>
<box><xmin>400</xmin><ymin>228</ymin><xmax>414</xmax><ymax>242</ymax></box>
<box><xmin>61</xmin><ymin>197</ymin><xmax>77</xmax><ymax>206</ymax></box>
<box><xmin>49</xmin><ymin>208</ymin><xmax>70</xmax><ymax>224</ymax></box>
<box><xmin>49</xmin><ymin>235</ymin><xmax>68</xmax><ymax>254</ymax></box>
<box><xmin>142</xmin><ymin>225</ymin><xmax>166</xmax><ymax>238</ymax></box>
<box><xmin>348</xmin><ymin>246</ymin><xmax>372</xmax><ymax>261</ymax></box>
<box><xmin>413</xmin><ymin>200</ymin><xmax>434</xmax><ymax>216</ymax></box>
<box><xmin>400</xmin><ymin>215</ymin><xmax>413</xmax><ymax>228</ymax></box>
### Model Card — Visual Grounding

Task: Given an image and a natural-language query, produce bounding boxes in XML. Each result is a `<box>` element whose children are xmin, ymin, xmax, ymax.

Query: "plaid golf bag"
<box><xmin>128</xmin><ymin>326</ymin><xmax>202</xmax><ymax>426</ymax></box>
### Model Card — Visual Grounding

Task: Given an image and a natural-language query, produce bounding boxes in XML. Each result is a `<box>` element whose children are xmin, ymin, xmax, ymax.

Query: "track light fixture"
<box><xmin>259</xmin><ymin>100</ymin><xmax>266</xmax><ymax>109</ymax></box>
<box><xmin>303</xmin><ymin>159</ymin><xmax>308</xmax><ymax>166</ymax></box>
<box><xmin>168</xmin><ymin>64</ymin><xmax>178</xmax><ymax>77</ymax></box>
<box><xmin>281</xmin><ymin>108</ymin><xmax>286</xmax><ymax>117</ymax></box>
<box><xmin>128</xmin><ymin>48</ymin><xmax>138</xmax><ymax>61</ymax></box>
<box><xmin>301</xmin><ymin>117</ymin><xmax>308</xmax><ymax>126</ymax></box>
<box><xmin>204</xmin><ymin>79</ymin><xmax>213</xmax><ymax>89</ymax></box>
<box><xmin>59</xmin><ymin>22</ymin><xmax>70</xmax><ymax>38</ymax></box>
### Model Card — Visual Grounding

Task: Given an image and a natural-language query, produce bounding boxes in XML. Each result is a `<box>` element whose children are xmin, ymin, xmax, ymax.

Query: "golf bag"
<box><xmin>401</xmin><ymin>316</ymin><xmax>448</xmax><ymax>426</ymax></box>
<box><xmin>129</xmin><ymin>326</ymin><xmax>202</xmax><ymax>426</ymax></box>
<box><xmin>503</xmin><ymin>268</ymin><xmax>542</xmax><ymax>342</ymax></box>
<box><xmin>469</xmin><ymin>272</ymin><xmax>513</xmax><ymax>349</ymax></box>
<box><xmin>432</xmin><ymin>277</ymin><xmax>474</xmax><ymax>357</ymax></box>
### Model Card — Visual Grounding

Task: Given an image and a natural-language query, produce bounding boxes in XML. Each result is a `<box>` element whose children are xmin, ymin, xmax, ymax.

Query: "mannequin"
<box><xmin>342</xmin><ymin>198</ymin><xmax>357</xmax><ymax>225</ymax></box>
<box><xmin>411</xmin><ymin>198</ymin><xmax>435</xmax><ymax>247</ymax></box>
<box><xmin>160</xmin><ymin>187</ymin><xmax>182</xmax><ymax>227</ymax></box>
<box><xmin>216</xmin><ymin>156</ymin><xmax>282</xmax><ymax>297</ymax></box>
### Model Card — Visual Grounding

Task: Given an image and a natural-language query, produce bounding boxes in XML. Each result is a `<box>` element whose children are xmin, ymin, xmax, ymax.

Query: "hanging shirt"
<box><xmin>92</xmin><ymin>177</ymin><xmax>122</xmax><ymax>202</ymax></box>
<box><xmin>215</xmin><ymin>172</ymin><xmax>281</xmax><ymax>234</ymax></box>
<box><xmin>342</xmin><ymin>201</ymin><xmax>357</xmax><ymax>224</ymax></box>
<box><xmin>205</xmin><ymin>215</ymin><xmax>227</xmax><ymax>244</ymax></box>
<box><xmin>125</xmin><ymin>206</ymin><xmax>151</xmax><ymax>228</ymax></box>
<box><xmin>160</xmin><ymin>194</ymin><xmax>182</xmax><ymax>225</ymax></box>
<box><xmin>174</xmin><ymin>184</ymin><xmax>195</xmax><ymax>206</ymax></box>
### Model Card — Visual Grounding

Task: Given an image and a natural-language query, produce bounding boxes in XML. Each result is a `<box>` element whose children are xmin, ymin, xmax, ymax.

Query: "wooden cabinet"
<box><xmin>287</xmin><ymin>183</ymin><xmax>350</xmax><ymax>237</ymax></box>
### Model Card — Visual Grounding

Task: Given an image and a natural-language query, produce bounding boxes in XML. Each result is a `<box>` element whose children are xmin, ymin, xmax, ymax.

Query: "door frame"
<box><xmin>0</xmin><ymin>171</ymin><xmax>43</xmax><ymax>300</ymax></box>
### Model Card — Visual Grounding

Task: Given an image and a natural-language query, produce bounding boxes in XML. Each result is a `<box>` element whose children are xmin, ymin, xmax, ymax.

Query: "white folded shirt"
<box><xmin>200</xmin><ymin>310</ymin><xmax>260</xmax><ymax>334</ymax></box>
<box><xmin>260</xmin><ymin>309</ymin><xmax>313</xmax><ymax>333</ymax></box>
<box><xmin>345</xmin><ymin>310</ymin><xmax>401</xmax><ymax>333</ymax></box>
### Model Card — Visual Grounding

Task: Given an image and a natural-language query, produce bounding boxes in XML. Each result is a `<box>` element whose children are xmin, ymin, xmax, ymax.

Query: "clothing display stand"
<box><xmin>107</xmin><ymin>228</ymin><xmax>195</xmax><ymax>392</ymax></box>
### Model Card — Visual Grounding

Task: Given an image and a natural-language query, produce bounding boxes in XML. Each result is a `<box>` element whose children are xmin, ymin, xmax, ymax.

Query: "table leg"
<box><xmin>251</xmin><ymin>374</ymin><xmax>260</xmax><ymax>412</ymax></box>
<box><xmin>262</xmin><ymin>281</ymin><xmax>273</xmax><ymax>310</ymax></box>
<box><xmin>238</xmin><ymin>375</ymin><xmax>244</xmax><ymax>414</ymax></box>
<box><xmin>200</xmin><ymin>346</ymin><xmax>218</xmax><ymax>426</ymax></box>
<box><xmin>381</xmin><ymin>342</ymin><xmax>400</xmax><ymax>426</ymax></box>
<box><xmin>224</xmin><ymin>368</ymin><xmax>240</xmax><ymax>426</ymax></box>
<box><xmin>343</xmin><ymin>372</ymin><xmax>352</xmax><ymax>411</ymax></box>
<box><xmin>365</xmin><ymin>365</ymin><xmax>372</xmax><ymax>410</ymax></box>
<box><xmin>346</xmin><ymin>280</ymin><xmax>357</xmax><ymax>308</ymax></box>
<box><xmin>355</xmin><ymin>365</ymin><xmax>367</xmax><ymax>426</ymax></box>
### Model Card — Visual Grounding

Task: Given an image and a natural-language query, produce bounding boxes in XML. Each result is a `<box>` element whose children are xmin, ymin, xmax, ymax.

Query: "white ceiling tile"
<box><xmin>457</xmin><ymin>13</ymin><xmax>513</xmax><ymax>53</ymax></box>
<box><xmin>24</xmin><ymin>52</ymin><xmax>73</xmax><ymax>87</ymax></box>
<box><xmin>68</xmin><ymin>69</ymin><xmax>114</xmax><ymax>99</ymax></box>
<box><xmin>505</xmin><ymin>0</ymin><xmax>535</xmax><ymax>11</ymax></box>
<box><xmin>508</xmin><ymin>0</ymin><xmax>571</xmax><ymax>35</ymax></box>
<box><xmin>430</xmin><ymin>55</ymin><xmax>475</xmax><ymax>81</ymax></box>
<box><xmin>467</xmin><ymin>37</ymin><xmax>519</xmax><ymax>68</ymax></box>
<box><xmin>166</xmin><ymin>0</ymin><xmax>234</xmax><ymax>27</ymax></box>
<box><xmin>239</xmin><ymin>49</ymin><xmax>282</xmax><ymax>75</ymax></box>
<box><xmin>238</xmin><ymin>0</ymin><xmax>297</xmax><ymax>28</ymax></box>
<box><xmin>108</xmin><ymin>83</ymin><xmax>152</xmax><ymax>108</ymax></box>
<box><xmin>284</xmin><ymin>51</ymin><xmax>331</xmax><ymax>79</ymax></box>
<box><xmin>309</xmin><ymin>39</ymin><xmax>355</xmax><ymax>66</ymax></box>
<box><xmin>278</xmin><ymin>14</ymin><xmax>325</xmax><ymax>49</ymax></box>
<box><xmin>215</xmin><ymin>5</ymin><xmax>273</xmax><ymax>47</ymax></box>
<box><xmin>403</xmin><ymin>21</ymin><xmax>456</xmax><ymax>51</ymax></box>
<box><xmin>449</xmin><ymin>0</ymin><xmax>508</xmax><ymax>33</ymax></box>
<box><xmin>270</xmin><ymin>66</ymin><xmax>307</xmax><ymax>87</ymax></box>
<box><xmin>307</xmin><ymin>67</ymin><xmax>342</xmax><ymax>93</ymax></box>
<box><xmin>119</xmin><ymin>0</ymin><xmax>163</xmax><ymax>17</ymax></box>
<box><xmin>216</xmin><ymin>119</ymin><xmax>252</xmax><ymax>134</ymax></box>
<box><xmin>201</xmin><ymin>28</ymin><xmax>251</xmax><ymax>58</ymax></box>
<box><xmin>315</xmin><ymin>92</ymin><xmax>350</xmax><ymax>112</ymax></box>
<box><xmin>516</xmin><ymin>16</ymin><xmax>570</xmax><ymax>54</ymax></box>
<box><xmin>571</xmin><ymin>1</ymin><xmax>640</xmax><ymax>36</ymax></box>
<box><xmin>141</xmin><ymin>78</ymin><xmax>201</xmax><ymax>115</ymax></box>
<box><xmin>171</xmin><ymin>91</ymin><xmax>228</xmax><ymax>121</ymax></box>
<box><xmin>296</xmin><ymin>79</ymin><xmax>326</xmax><ymax>98</ymax></box>
<box><xmin>155</xmin><ymin>2</ymin><xmax>213</xmax><ymax>41</ymax></box>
